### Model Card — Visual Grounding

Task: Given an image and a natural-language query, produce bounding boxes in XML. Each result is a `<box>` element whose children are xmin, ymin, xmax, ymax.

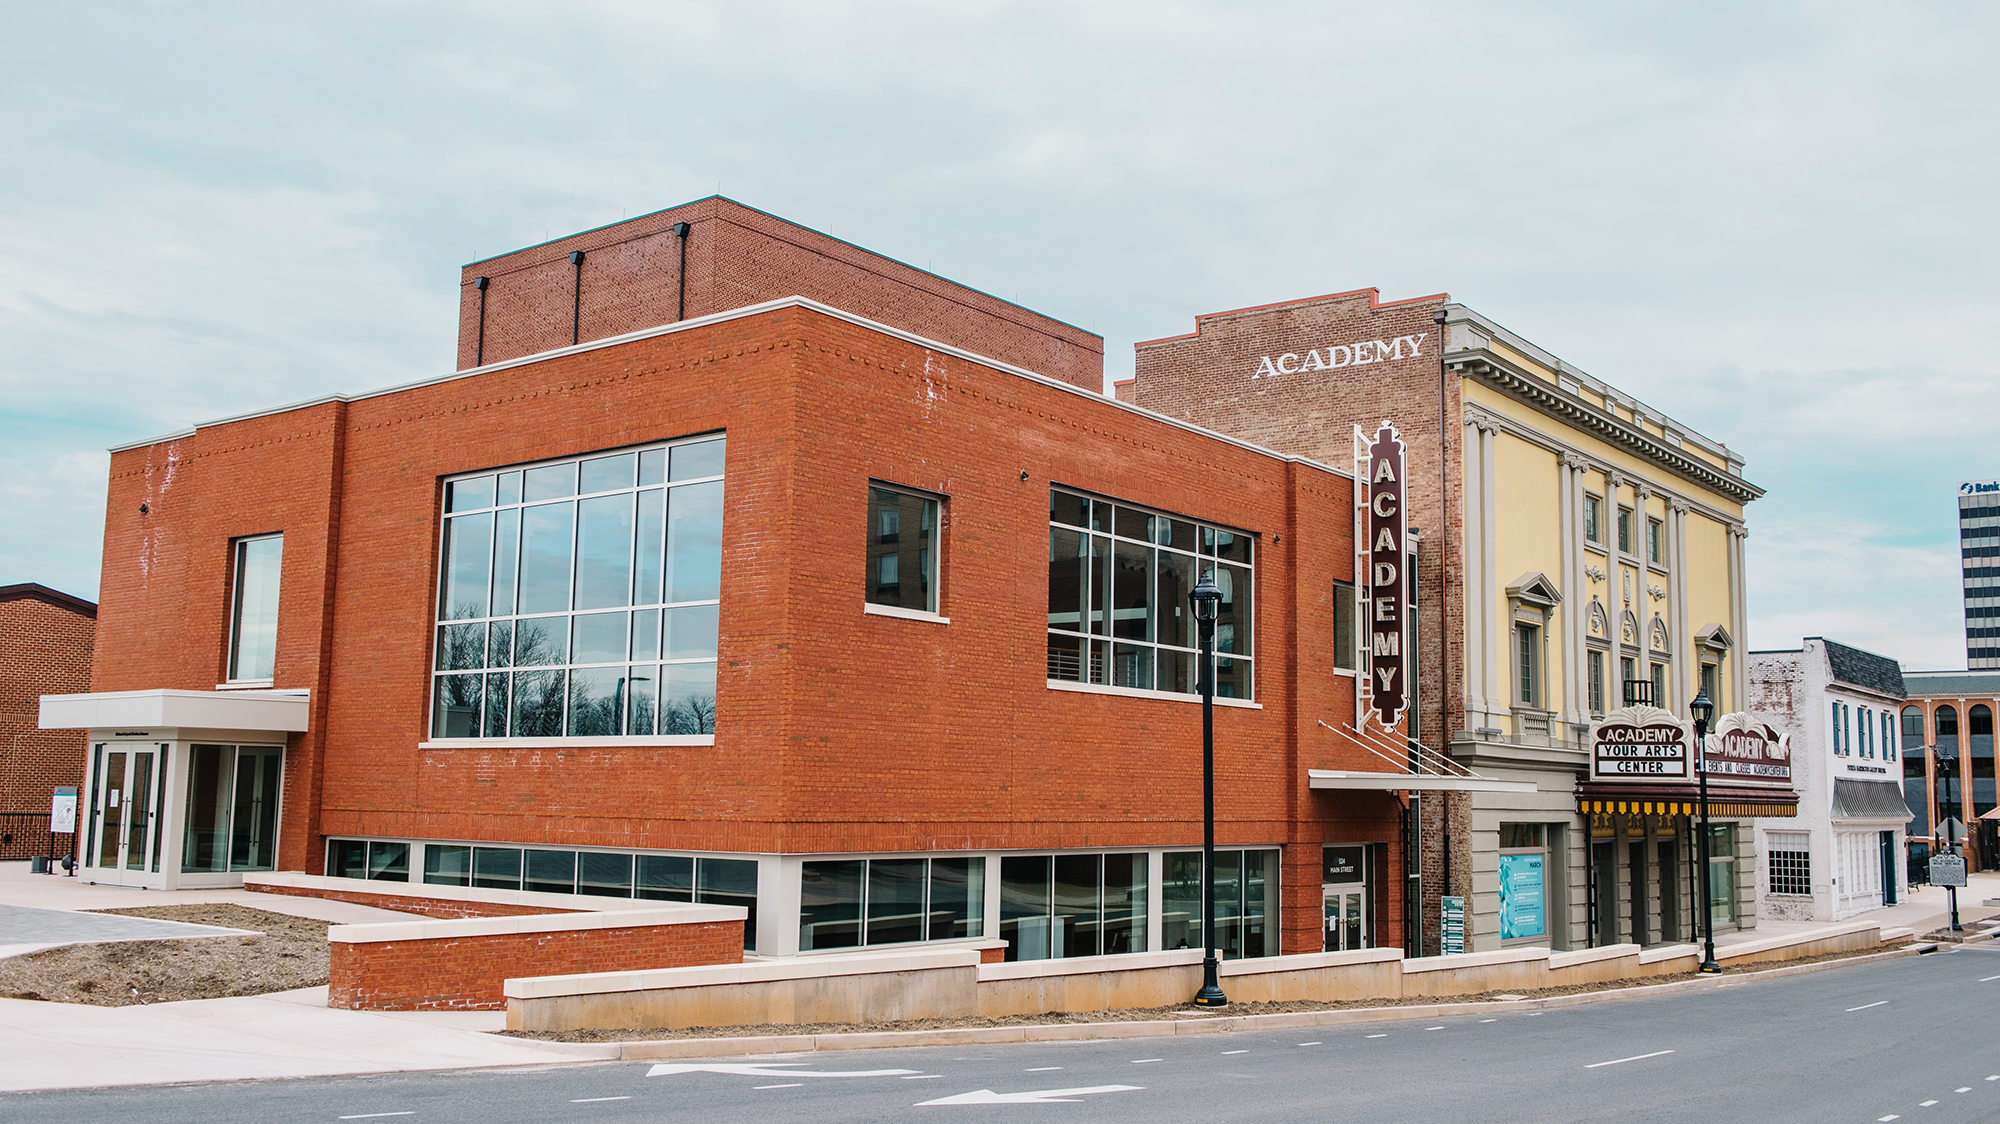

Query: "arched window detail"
<box><xmin>1936</xmin><ymin>705</ymin><xmax>1959</xmax><ymax>752</ymax></box>
<box><xmin>1971</xmin><ymin>705</ymin><xmax>1993</xmax><ymax>754</ymax></box>
<box><xmin>1901</xmin><ymin>705</ymin><xmax>1925</xmax><ymax>752</ymax></box>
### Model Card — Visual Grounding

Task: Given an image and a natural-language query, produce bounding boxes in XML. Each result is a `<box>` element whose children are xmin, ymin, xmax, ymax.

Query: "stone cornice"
<box><xmin>1451</xmin><ymin>350</ymin><xmax>1764</xmax><ymax>505</ymax></box>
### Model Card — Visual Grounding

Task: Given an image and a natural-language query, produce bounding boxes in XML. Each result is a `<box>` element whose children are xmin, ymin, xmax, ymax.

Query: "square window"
<box><xmin>867</xmin><ymin>484</ymin><xmax>941</xmax><ymax>613</ymax></box>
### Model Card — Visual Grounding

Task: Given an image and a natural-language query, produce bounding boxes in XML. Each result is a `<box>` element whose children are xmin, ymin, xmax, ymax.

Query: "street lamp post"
<box><xmin>1936</xmin><ymin>742</ymin><xmax>1961</xmax><ymax>931</ymax></box>
<box><xmin>1190</xmin><ymin>573</ymin><xmax>1227</xmax><ymax>1008</ymax></box>
<box><xmin>1690</xmin><ymin>688</ymin><xmax>1720</xmax><ymax>974</ymax></box>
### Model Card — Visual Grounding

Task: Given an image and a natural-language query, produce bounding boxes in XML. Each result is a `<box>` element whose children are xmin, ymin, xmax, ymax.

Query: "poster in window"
<box><xmin>1498</xmin><ymin>853</ymin><xmax>1545</xmax><ymax>939</ymax></box>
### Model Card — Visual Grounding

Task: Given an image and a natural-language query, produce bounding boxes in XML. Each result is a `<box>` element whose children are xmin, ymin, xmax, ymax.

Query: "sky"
<box><xmin>2</xmin><ymin>1</ymin><xmax>1995</xmax><ymax>669</ymax></box>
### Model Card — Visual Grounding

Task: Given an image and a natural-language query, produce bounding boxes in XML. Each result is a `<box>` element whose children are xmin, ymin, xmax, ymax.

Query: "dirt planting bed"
<box><xmin>0</xmin><ymin>904</ymin><xmax>329</xmax><ymax>1006</ymax></box>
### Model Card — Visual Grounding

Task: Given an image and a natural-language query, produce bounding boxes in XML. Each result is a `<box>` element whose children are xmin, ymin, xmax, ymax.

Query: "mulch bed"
<box><xmin>0</xmin><ymin>904</ymin><xmax>329</xmax><ymax>1006</ymax></box>
<box><xmin>505</xmin><ymin>942</ymin><xmax>1901</xmax><ymax>1042</ymax></box>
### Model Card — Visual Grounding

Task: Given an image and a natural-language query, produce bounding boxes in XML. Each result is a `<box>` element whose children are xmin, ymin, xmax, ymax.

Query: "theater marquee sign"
<box><xmin>1358</xmin><ymin>421</ymin><xmax>1409</xmax><ymax>729</ymax></box>
<box><xmin>1589</xmin><ymin>705</ymin><xmax>1691</xmax><ymax>780</ymax></box>
<box><xmin>1702</xmin><ymin>713</ymin><xmax>1792</xmax><ymax>784</ymax></box>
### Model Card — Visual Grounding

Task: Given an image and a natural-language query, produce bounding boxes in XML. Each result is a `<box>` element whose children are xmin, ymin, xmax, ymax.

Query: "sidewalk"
<box><xmin>0</xmin><ymin>861</ymin><xmax>611</xmax><ymax>1092</ymax></box>
<box><xmin>1717</xmin><ymin>871</ymin><xmax>2000</xmax><ymax>948</ymax></box>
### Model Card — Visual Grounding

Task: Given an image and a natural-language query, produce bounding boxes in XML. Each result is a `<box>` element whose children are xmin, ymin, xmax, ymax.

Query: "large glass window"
<box><xmin>1163</xmin><ymin>848</ymin><xmax>1275</xmax><ymax>959</ymax></box>
<box><xmin>1047</xmin><ymin>488</ymin><xmax>1254</xmax><ymax>699</ymax></box>
<box><xmin>799</xmin><ymin>855</ymin><xmax>985</xmax><ymax>951</ymax></box>
<box><xmin>866</xmin><ymin>485</ymin><xmax>941</xmax><ymax>613</ymax></box>
<box><xmin>998</xmin><ymin>851</ymin><xmax>1147</xmax><ymax>962</ymax></box>
<box><xmin>430</xmin><ymin>436</ymin><xmax>724</xmax><ymax>739</ymax></box>
<box><xmin>181</xmin><ymin>745</ymin><xmax>282</xmax><ymax>873</ymax></box>
<box><xmin>228</xmin><ymin>535</ymin><xmax>283</xmax><ymax>682</ymax></box>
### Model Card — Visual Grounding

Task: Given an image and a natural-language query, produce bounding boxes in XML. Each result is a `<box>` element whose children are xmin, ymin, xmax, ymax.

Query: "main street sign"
<box><xmin>1589</xmin><ymin>705</ymin><xmax>1691</xmax><ymax>780</ymax></box>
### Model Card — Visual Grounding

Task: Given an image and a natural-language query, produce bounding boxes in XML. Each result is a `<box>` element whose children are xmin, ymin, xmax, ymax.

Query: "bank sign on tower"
<box><xmin>1360</xmin><ymin>422</ymin><xmax>1409</xmax><ymax>729</ymax></box>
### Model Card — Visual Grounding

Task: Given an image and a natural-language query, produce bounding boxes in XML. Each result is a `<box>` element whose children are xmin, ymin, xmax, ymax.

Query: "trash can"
<box><xmin>29</xmin><ymin>855</ymin><xmax>49</xmax><ymax>874</ymax></box>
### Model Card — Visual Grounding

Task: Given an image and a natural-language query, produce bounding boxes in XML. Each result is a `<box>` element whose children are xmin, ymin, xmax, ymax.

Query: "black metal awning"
<box><xmin>1832</xmin><ymin>778</ymin><xmax>1914</xmax><ymax>822</ymax></box>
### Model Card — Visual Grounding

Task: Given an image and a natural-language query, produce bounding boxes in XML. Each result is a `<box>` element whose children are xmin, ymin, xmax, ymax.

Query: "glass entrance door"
<box><xmin>87</xmin><ymin>745</ymin><xmax>163</xmax><ymax>884</ymax></box>
<box><xmin>1323</xmin><ymin>887</ymin><xmax>1367</xmax><ymax>951</ymax></box>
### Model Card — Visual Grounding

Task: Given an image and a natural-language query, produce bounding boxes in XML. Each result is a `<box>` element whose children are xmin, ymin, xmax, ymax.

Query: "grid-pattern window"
<box><xmin>1583</xmin><ymin>495</ymin><xmax>1602</xmax><ymax>544</ymax></box>
<box><xmin>1588</xmin><ymin>650</ymin><xmax>1606</xmax><ymax>714</ymax></box>
<box><xmin>866</xmin><ymin>485</ymin><xmax>940</xmax><ymax>613</ymax></box>
<box><xmin>1618</xmin><ymin>508</ymin><xmax>1634</xmax><ymax>554</ymax></box>
<box><xmin>1647</xmin><ymin>518</ymin><xmax>1664</xmax><ymax>565</ymax></box>
<box><xmin>228</xmin><ymin>535</ymin><xmax>283</xmax><ymax>682</ymax></box>
<box><xmin>800</xmin><ymin>856</ymin><xmax>985</xmax><ymax>950</ymax></box>
<box><xmin>1517</xmin><ymin>624</ymin><xmax>1540</xmax><ymax>706</ymax></box>
<box><xmin>1768</xmin><ymin>832</ymin><xmax>1811</xmax><ymax>896</ymax></box>
<box><xmin>1650</xmin><ymin>662</ymin><xmax>1667</xmax><ymax>710</ymax></box>
<box><xmin>1164</xmin><ymin>848</ymin><xmax>1275</xmax><ymax>959</ymax></box>
<box><xmin>430</xmin><ymin>436</ymin><xmax>724</xmax><ymax>739</ymax></box>
<box><xmin>1701</xmin><ymin>662</ymin><xmax>1719</xmax><ymax>707</ymax></box>
<box><xmin>1047</xmin><ymin>488</ymin><xmax>1253</xmax><ymax>698</ymax></box>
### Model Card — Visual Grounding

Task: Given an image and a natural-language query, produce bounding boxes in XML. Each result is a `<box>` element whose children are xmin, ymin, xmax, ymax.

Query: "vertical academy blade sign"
<box><xmin>1359</xmin><ymin>421</ymin><xmax>1409</xmax><ymax>729</ymax></box>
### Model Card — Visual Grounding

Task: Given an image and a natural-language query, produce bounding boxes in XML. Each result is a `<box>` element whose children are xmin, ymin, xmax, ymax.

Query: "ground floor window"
<box><xmin>182</xmin><ymin>745</ymin><xmax>283</xmax><ymax>873</ymax></box>
<box><xmin>1001</xmin><ymin>852</ymin><xmax>1147</xmax><ymax>961</ymax></box>
<box><xmin>1164</xmin><ymin>848</ymin><xmax>1274</xmax><ymax>960</ymax></box>
<box><xmin>327</xmin><ymin>837</ymin><xmax>759</xmax><ymax>949</ymax></box>
<box><xmin>801</xmin><ymin>856</ymin><xmax>985</xmax><ymax>951</ymax></box>
<box><xmin>1767</xmin><ymin>831</ymin><xmax>1810</xmax><ymax>896</ymax></box>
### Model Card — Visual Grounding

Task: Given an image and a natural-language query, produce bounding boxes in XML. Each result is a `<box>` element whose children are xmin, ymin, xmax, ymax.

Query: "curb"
<box><xmin>495</xmin><ymin>941</ymin><xmax>1941</xmax><ymax>1060</ymax></box>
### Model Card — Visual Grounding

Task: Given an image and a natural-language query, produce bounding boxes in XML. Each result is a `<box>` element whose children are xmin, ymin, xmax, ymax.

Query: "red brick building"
<box><xmin>1</xmin><ymin>583</ymin><xmax>95</xmax><ymax>858</ymax></box>
<box><xmin>41</xmin><ymin>204</ymin><xmax>1420</xmax><ymax>962</ymax></box>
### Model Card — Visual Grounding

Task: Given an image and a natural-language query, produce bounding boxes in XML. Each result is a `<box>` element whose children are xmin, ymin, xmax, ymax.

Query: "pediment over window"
<box><xmin>1695</xmin><ymin>623</ymin><xmax>1733</xmax><ymax>652</ymax></box>
<box><xmin>1505</xmin><ymin>572</ymin><xmax>1562</xmax><ymax>609</ymax></box>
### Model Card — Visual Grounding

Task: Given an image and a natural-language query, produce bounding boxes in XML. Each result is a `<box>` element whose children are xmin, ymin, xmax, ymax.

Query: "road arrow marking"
<box><xmin>647</xmin><ymin>1062</ymin><xmax>919</xmax><ymax>1079</ymax></box>
<box><xmin>917</xmin><ymin>1084</ymin><xmax>1143</xmax><ymax>1106</ymax></box>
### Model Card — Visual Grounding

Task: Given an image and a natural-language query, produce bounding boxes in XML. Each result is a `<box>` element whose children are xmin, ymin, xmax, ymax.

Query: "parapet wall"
<box><xmin>505</xmin><ymin>922</ymin><xmax>1905</xmax><ymax>1033</ymax></box>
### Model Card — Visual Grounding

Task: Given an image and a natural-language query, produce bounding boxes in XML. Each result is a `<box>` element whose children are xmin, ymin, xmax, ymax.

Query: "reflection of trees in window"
<box><xmin>662</xmin><ymin>693</ymin><xmax>717</xmax><ymax>735</ymax></box>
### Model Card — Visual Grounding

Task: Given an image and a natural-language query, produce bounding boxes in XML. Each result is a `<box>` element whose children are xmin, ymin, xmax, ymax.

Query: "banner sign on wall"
<box><xmin>1357</xmin><ymin>421</ymin><xmax>1409</xmax><ymax>729</ymax></box>
<box><xmin>1439</xmin><ymin>895</ymin><xmax>1465</xmax><ymax>955</ymax></box>
<box><xmin>1498</xmin><ymin>853</ymin><xmax>1545</xmax><ymax>939</ymax></box>
<box><xmin>1702</xmin><ymin>713</ymin><xmax>1793</xmax><ymax>784</ymax></box>
<box><xmin>1589</xmin><ymin>704</ymin><xmax>1692</xmax><ymax>781</ymax></box>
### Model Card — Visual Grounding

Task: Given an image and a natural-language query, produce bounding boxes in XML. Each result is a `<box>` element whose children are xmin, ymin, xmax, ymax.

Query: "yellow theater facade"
<box><xmin>1125</xmin><ymin>288</ymin><xmax>1776</xmax><ymax>953</ymax></box>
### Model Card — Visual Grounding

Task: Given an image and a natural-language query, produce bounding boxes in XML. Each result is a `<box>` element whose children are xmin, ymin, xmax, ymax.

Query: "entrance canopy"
<box><xmin>1576</xmin><ymin>781</ymin><xmax>1798</xmax><ymax>818</ymax></box>
<box><xmin>1832</xmin><ymin>779</ymin><xmax>1914</xmax><ymax>822</ymax></box>
<box><xmin>40</xmin><ymin>688</ymin><xmax>310</xmax><ymax>733</ymax></box>
<box><xmin>1309</xmin><ymin>769</ymin><xmax>1536</xmax><ymax>794</ymax></box>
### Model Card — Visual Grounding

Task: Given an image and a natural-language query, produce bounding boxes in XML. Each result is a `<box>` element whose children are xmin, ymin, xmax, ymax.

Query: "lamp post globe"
<box><xmin>1189</xmin><ymin>573</ymin><xmax>1227</xmax><ymax>1008</ymax></box>
<box><xmin>1688</xmin><ymin>688</ymin><xmax>1720</xmax><ymax>973</ymax></box>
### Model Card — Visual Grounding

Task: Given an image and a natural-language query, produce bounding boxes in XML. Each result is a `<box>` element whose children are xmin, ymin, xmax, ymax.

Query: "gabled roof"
<box><xmin>1814</xmin><ymin>638</ymin><xmax>1905</xmax><ymax>699</ymax></box>
<box><xmin>0</xmin><ymin>583</ymin><xmax>97</xmax><ymax>619</ymax></box>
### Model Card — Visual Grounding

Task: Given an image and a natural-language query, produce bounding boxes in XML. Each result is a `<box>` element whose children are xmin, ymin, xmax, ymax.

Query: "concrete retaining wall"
<box><xmin>504</xmin><ymin>922</ymin><xmax>1907</xmax><ymax>1032</ymax></box>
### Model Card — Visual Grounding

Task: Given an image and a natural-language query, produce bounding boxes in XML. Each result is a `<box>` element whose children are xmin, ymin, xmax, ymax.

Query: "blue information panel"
<box><xmin>1498</xmin><ymin>853</ymin><xmax>1545</xmax><ymax>940</ymax></box>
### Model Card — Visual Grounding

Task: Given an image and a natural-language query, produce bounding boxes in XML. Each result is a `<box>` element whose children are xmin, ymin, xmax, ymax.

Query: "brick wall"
<box><xmin>456</xmin><ymin>196</ymin><xmax>1104</xmax><ymax>390</ymax></box>
<box><xmin>1129</xmin><ymin>288</ymin><xmax>1465</xmax><ymax>950</ymax></box>
<box><xmin>92</xmin><ymin>298</ymin><xmax>1409</xmax><ymax>955</ymax></box>
<box><xmin>0</xmin><ymin>585</ymin><xmax>96</xmax><ymax>818</ymax></box>
<box><xmin>328</xmin><ymin>919</ymin><xmax>744</xmax><ymax>1010</ymax></box>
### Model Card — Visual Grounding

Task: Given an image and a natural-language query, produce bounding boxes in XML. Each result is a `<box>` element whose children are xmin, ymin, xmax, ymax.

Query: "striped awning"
<box><xmin>1576</xmin><ymin>781</ymin><xmax>1798</xmax><ymax>819</ymax></box>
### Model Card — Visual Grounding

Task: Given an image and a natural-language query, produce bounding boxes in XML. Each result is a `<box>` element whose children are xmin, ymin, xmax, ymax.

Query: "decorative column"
<box><xmin>1727</xmin><ymin>524</ymin><xmax>1749</xmax><ymax>712</ymax></box>
<box><xmin>1558</xmin><ymin>452</ymin><xmax>1590</xmax><ymax>738</ymax></box>
<box><xmin>1667</xmin><ymin>497</ymin><xmax>1691</xmax><ymax>713</ymax></box>
<box><xmin>1463</xmin><ymin>411</ymin><xmax>1501</xmax><ymax>730</ymax></box>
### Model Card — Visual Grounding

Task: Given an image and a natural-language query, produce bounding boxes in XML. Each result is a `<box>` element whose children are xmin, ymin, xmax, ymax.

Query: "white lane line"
<box><xmin>1222</xmin><ymin>1050</ymin><xmax>1249</xmax><ymax>1055</ymax></box>
<box><xmin>1296</xmin><ymin>1042</ymin><xmax>1321</xmax><ymax>1047</ymax></box>
<box><xmin>339</xmin><ymin>1116</ymin><xmax>415</xmax><ymax>1121</ymax></box>
<box><xmin>1027</xmin><ymin>1067</ymin><xmax>1062</xmax><ymax>1072</ymax></box>
<box><xmin>901</xmin><ymin>1075</ymin><xmax>945</xmax><ymax>1080</ymax></box>
<box><xmin>755</xmin><ymin>1084</ymin><xmax>803</xmax><ymax>1090</ymax></box>
<box><xmin>1480</xmin><ymin>1018</ymin><xmax>1498</xmax><ymax>1023</ymax></box>
<box><xmin>1958</xmin><ymin>1088</ymin><xmax>1972</xmax><ymax>1093</ymax></box>
<box><xmin>1920</xmin><ymin>1100</ymin><xmax>1939</xmax><ymax>1107</ymax></box>
<box><xmin>1980</xmin><ymin>975</ymin><xmax>2000</xmax><ymax>982</ymax></box>
<box><xmin>1989</xmin><ymin>1075</ymin><xmax>2000</xmax><ymax>1081</ymax></box>
<box><xmin>1366</xmin><ymin>1034</ymin><xmax>1388</xmax><ymax>1039</ymax></box>
<box><xmin>1132</xmin><ymin>1059</ymin><xmax>1164</xmax><ymax>1064</ymax></box>
<box><xmin>1880</xmin><ymin>1116</ymin><xmax>1901</xmax><ymax>1121</ymax></box>
<box><xmin>1584</xmin><ymin>1050</ymin><xmax>1675</xmax><ymax>1069</ymax></box>
<box><xmin>570</xmin><ymin>1097</ymin><xmax>631</xmax><ymax>1103</ymax></box>
<box><xmin>1425</xmin><ymin>1026</ymin><xmax>1443</xmax><ymax>1031</ymax></box>
<box><xmin>1847</xmin><ymin>1001</ymin><xmax>1889</xmax><ymax>1012</ymax></box>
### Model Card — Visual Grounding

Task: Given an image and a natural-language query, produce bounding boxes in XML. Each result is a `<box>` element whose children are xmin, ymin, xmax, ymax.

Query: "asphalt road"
<box><xmin>8</xmin><ymin>946</ymin><xmax>2000</xmax><ymax>1124</ymax></box>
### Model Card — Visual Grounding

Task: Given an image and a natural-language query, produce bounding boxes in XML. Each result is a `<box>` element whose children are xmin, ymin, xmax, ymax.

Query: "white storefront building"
<box><xmin>1748</xmin><ymin>638</ymin><xmax>1911</xmax><ymax>921</ymax></box>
